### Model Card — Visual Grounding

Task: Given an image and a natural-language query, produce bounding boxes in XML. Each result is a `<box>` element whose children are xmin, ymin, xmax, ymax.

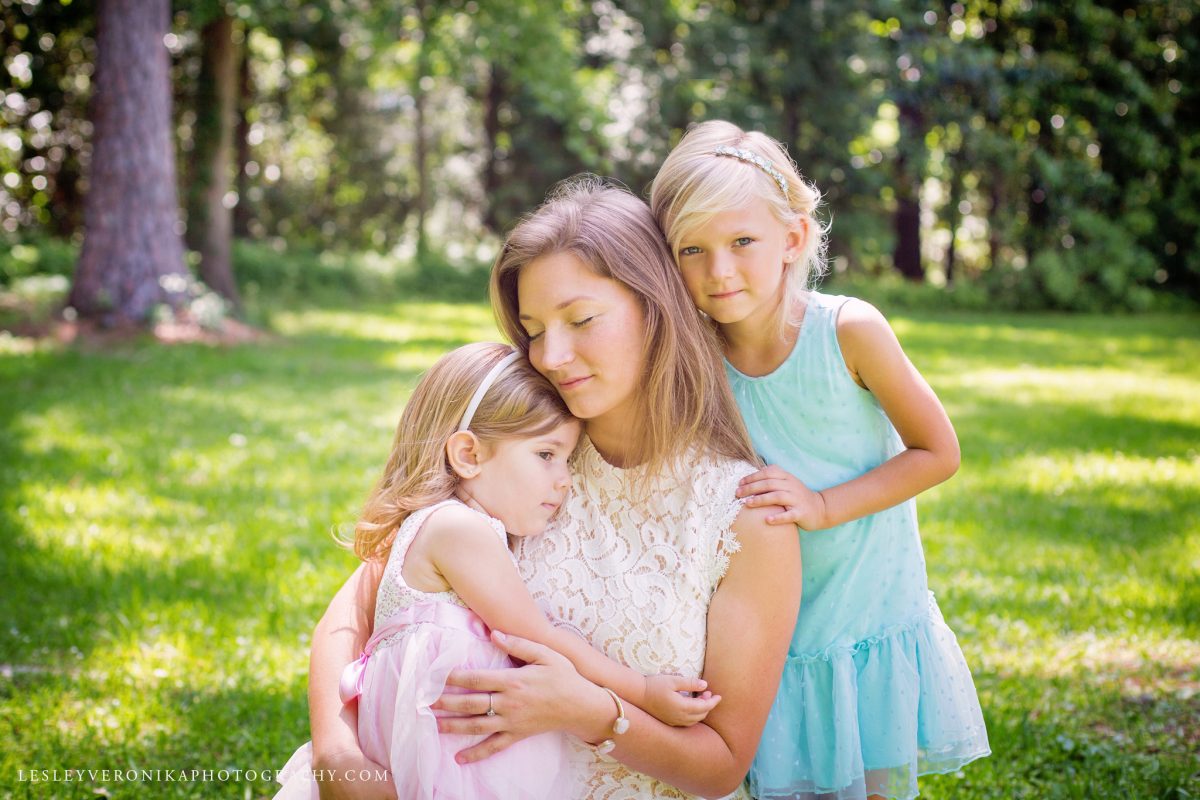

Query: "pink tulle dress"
<box><xmin>275</xmin><ymin>499</ymin><xmax>573</xmax><ymax>800</ymax></box>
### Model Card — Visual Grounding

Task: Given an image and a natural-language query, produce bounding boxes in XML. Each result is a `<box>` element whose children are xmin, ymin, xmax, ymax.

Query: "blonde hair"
<box><xmin>649</xmin><ymin>120</ymin><xmax>829</xmax><ymax>336</ymax></box>
<box><xmin>490</xmin><ymin>175</ymin><xmax>758</xmax><ymax>477</ymax></box>
<box><xmin>351</xmin><ymin>342</ymin><xmax>573</xmax><ymax>562</ymax></box>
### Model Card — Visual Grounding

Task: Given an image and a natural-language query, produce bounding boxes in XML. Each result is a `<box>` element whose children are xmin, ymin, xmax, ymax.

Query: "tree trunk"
<box><xmin>233</xmin><ymin>49</ymin><xmax>253</xmax><ymax>239</ymax></box>
<box><xmin>892</xmin><ymin>99</ymin><xmax>925</xmax><ymax>281</ymax></box>
<box><xmin>481</xmin><ymin>61</ymin><xmax>505</xmax><ymax>233</ymax></box>
<box><xmin>69</xmin><ymin>0</ymin><xmax>188</xmax><ymax>326</ymax></box>
<box><xmin>944</xmin><ymin>147</ymin><xmax>965</xmax><ymax>285</ymax></box>
<box><xmin>414</xmin><ymin>0</ymin><xmax>431</xmax><ymax>267</ymax></box>
<box><xmin>187</xmin><ymin>12</ymin><xmax>241</xmax><ymax>306</ymax></box>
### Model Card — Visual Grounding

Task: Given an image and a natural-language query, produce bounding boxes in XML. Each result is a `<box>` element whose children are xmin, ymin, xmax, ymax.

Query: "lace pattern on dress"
<box><xmin>373</xmin><ymin>499</ymin><xmax>509</xmax><ymax>653</ymax></box>
<box><xmin>513</xmin><ymin>439</ymin><xmax>757</xmax><ymax>800</ymax></box>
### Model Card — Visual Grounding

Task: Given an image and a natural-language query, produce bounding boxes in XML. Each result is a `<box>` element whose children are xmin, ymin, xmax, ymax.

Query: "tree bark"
<box><xmin>233</xmin><ymin>49</ymin><xmax>254</xmax><ymax>239</ymax></box>
<box><xmin>892</xmin><ymin>99</ymin><xmax>925</xmax><ymax>281</ymax></box>
<box><xmin>188</xmin><ymin>11</ymin><xmax>241</xmax><ymax>306</ymax></box>
<box><xmin>69</xmin><ymin>0</ymin><xmax>189</xmax><ymax>326</ymax></box>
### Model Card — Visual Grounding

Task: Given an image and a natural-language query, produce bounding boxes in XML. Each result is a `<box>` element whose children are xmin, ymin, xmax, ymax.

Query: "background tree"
<box><xmin>67</xmin><ymin>0</ymin><xmax>189</xmax><ymax>325</ymax></box>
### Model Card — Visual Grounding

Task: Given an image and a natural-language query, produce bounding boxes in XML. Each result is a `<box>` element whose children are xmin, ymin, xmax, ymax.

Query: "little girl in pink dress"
<box><xmin>276</xmin><ymin>343</ymin><xmax>717</xmax><ymax>800</ymax></box>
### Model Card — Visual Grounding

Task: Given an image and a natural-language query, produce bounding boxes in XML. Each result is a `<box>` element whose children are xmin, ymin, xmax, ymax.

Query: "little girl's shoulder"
<box><xmin>420</xmin><ymin>501</ymin><xmax>503</xmax><ymax>544</ymax></box>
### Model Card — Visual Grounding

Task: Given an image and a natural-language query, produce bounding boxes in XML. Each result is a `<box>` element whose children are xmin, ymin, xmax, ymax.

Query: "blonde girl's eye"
<box><xmin>734</xmin><ymin>236</ymin><xmax>754</xmax><ymax>247</ymax></box>
<box><xmin>679</xmin><ymin>245</ymin><xmax>702</xmax><ymax>257</ymax></box>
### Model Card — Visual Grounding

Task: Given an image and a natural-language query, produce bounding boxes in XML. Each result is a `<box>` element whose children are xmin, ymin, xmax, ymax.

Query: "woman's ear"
<box><xmin>446</xmin><ymin>431</ymin><xmax>487</xmax><ymax>479</ymax></box>
<box><xmin>784</xmin><ymin>217</ymin><xmax>809</xmax><ymax>264</ymax></box>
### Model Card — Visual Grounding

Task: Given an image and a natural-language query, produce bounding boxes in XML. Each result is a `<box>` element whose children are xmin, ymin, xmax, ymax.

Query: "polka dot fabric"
<box><xmin>726</xmin><ymin>292</ymin><xmax>989</xmax><ymax>799</ymax></box>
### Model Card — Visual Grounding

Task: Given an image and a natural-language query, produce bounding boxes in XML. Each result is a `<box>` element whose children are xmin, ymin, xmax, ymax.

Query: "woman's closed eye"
<box><xmin>571</xmin><ymin>316</ymin><xmax>595</xmax><ymax>328</ymax></box>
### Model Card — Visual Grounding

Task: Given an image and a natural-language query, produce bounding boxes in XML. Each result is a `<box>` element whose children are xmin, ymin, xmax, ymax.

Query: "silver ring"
<box><xmin>486</xmin><ymin>692</ymin><xmax>496</xmax><ymax>717</ymax></box>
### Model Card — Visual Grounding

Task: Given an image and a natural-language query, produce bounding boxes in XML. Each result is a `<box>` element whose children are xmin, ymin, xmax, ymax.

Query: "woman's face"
<box><xmin>516</xmin><ymin>251</ymin><xmax>647</xmax><ymax>428</ymax></box>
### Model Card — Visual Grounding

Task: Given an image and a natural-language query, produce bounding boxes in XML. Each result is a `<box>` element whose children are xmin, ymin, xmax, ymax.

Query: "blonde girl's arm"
<box><xmin>424</xmin><ymin>504</ymin><xmax>715</xmax><ymax>725</ymax></box>
<box><xmin>438</xmin><ymin>503</ymin><xmax>801</xmax><ymax>798</ymax></box>
<box><xmin>307</xmin><ymin>560</ymin><xmax>396</xmax><ymax>799</ymax></box>
<box><xmin>740</xmin><ymin>298</ymin><xmax>960</xmax><ymax>529</ymax></box>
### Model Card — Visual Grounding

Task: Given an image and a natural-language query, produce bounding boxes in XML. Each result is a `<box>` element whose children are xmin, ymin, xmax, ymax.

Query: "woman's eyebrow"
<box><xmin>519</xmin><ymin>295</ymin><xmax>597</xmax><ymax>320</ymax></box>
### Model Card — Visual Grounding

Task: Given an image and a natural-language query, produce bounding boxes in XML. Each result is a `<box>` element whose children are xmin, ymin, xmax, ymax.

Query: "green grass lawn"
<box><xmin>1</xmin><ymin>301</ymin><xmax>1197</xmax><ymax>798</ymax></box>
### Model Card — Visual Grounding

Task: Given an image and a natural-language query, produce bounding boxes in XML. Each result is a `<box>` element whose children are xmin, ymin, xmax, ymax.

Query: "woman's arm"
<box><xmin>428</xmin><ymin>506</ymin><xmax>716</xmax><ymax>725</ymax></box>
<box><xmin>308</xmin><ymin>560</ymin><xmax>395</xmax><ymax>800</ymax></box>
<box><xmin>739</xmin><ymin>298</ymin><xmax>959</xmax><ymax>530</ymax></box>
<box><xmin>437</xmin><ymin>504</ymin><xmax>801</xmax><ymax>798</ymax></box>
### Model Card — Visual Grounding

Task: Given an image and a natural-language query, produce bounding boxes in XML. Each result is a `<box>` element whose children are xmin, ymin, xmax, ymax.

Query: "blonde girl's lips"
<box><xmin>710</xmin><ymin>289</ymin><xmax>742</xmax><ymax>300</ymax></box>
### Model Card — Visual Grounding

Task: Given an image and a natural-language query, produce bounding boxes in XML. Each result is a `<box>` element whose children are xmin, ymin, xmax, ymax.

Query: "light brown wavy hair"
<box><xmin>489</xmin><ymin>175</ymin><xmax>757</xmax><ymax>478</ymax></box>
<box><xmin>350</xmin><ymin>342</ymin><xmax>573</xmax><ymax>562</ymax></box>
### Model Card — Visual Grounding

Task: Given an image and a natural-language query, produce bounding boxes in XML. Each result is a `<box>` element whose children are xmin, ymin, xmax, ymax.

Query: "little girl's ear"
<box><xmin>446</xmin><ymin>431</ymin><xmax>486</xmax><ymax>479</ymax></box>
<box><xmin>784</xmin><ymin>217</ymin><xmax>810</xmax><ymax>264</ymax></box>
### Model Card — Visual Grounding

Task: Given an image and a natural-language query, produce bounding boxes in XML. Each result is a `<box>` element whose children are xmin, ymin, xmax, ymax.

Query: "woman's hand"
<box><xmin>433</xmin><ymin>630</ymin><xmax>615</xmax><ymax>763</ymax></box>
<box><xmin>736</xmin><ymin>464</ymin><xmax>828</xmax><ymax>529</ymax></box>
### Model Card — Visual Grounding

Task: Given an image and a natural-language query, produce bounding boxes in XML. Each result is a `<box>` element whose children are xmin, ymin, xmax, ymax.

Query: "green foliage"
<box><xmin>0</xmin><ymin>304</ymin><xmax>1197</xmax><ymax>797</ymax></box>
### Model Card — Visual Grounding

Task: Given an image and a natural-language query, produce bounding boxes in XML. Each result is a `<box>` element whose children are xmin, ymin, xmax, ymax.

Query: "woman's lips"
<box><xmin>557</xmin><ymin>375</ymin><xmax>592</xmax><ymax>391</ymax></box>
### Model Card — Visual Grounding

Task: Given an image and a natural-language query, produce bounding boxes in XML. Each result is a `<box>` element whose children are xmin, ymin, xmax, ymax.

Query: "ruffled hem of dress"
<box><xmin>748</xmin><ymin>592</ymin><xmax>990</xmax><ymax>800</ymax></box>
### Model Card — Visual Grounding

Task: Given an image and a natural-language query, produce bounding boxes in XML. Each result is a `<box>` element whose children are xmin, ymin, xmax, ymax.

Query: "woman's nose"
<box><xmin>539</xmin><ymin>327</ymin><xmax>574</xmax><ymax>371</ymax></box>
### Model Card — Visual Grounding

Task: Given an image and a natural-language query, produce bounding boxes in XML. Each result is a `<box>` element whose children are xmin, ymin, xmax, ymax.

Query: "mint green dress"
<box><xmin>727</xmin><ymin>292</ymin><xmax>989</xmax><ymax>800</ymax></box>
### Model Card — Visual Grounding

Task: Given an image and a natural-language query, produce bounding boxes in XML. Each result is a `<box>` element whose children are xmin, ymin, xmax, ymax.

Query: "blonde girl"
<box><xmin>650</xmin><ymin>120</ymin><xmax>990</xmax><ymax>800</ymax></box>
<box><xmin>276</xmin><ymin>342</ymin><xmax>722</xmax><ymax>800</ymax></box>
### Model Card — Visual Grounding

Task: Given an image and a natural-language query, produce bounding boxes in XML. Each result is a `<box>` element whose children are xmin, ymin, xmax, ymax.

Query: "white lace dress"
<box><xmin>513</xmin><ymin>437</ymin><xmax>758</xmax><ymax>799</ymax></box>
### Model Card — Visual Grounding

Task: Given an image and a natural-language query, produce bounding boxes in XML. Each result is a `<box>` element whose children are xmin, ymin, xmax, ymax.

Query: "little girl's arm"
<box><xmin>423</xmin><ymin>505</ymin><xmax>716</xmax><ymax>726</ymax></box>
<box><xmin>740</xmin><ymin>299</ymin><xmax>960</xmax><ymax>529</ymax></box>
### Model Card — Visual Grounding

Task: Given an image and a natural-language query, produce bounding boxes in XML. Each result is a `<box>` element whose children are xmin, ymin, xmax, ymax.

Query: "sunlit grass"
<box><xmin>1</xmin><ymin>303</ymin><xmax>1197</xmax><ymax>798</ymax></box>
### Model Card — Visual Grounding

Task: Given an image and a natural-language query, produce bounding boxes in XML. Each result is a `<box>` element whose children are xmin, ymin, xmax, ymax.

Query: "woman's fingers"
<box><xmin>454</xmin><ymin>732</ymin><xmax>522</xmax><ymax>765</ymax></box>
<box><xmin>429</xmin><ymin>690</ymin><xmax>491</xmax><ymax>715</ymax></box>
<box><xmin>489</xmin><ymin>629</ymin><xmax>566</xmax><ymax>666</ymax></box>
<box><xmin>436</xmin><ymin>711</ymin><xmax>507</xmax><ymax>737</ymax></box>
<box><xmin>443</xmin><ymin>667</ymin><xmax>512</xmax><ymax>693</ymax></box>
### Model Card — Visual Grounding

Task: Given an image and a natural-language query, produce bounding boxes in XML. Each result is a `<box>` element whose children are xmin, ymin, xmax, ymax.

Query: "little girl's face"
<box><xmin>465</xmin><ymin>419</ymin><xmax>581</xmax><ymax>537</ymax></box>
<box><xmin>675</xmin><ymin>197</ymin><xmax>804</xmax><ymax>330</ymax></box>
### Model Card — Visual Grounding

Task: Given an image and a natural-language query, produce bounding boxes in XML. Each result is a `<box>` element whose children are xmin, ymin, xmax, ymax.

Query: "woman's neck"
<box><xmin>584</xmin><ymin>410</ymin><xmax>638</xmax><ymax>469</ymax></box>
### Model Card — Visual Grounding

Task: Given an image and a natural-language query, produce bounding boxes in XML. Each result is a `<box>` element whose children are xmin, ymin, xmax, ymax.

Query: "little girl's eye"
<box><xmin>734</xmin><ymin>237</ymin><xmax>754</xmax><ymax>247</ymax></box>
<box><xmin>679</xmin><ymin>246</ymin><xmax>701</xmax><ymax>257</ymax></box>
<box><xmin>538</xmin><ymin>451</ymin><xmax>555</xmax><ymax>461</ymax></box>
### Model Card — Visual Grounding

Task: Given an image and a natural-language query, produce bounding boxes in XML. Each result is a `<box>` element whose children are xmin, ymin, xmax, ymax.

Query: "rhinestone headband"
<box><xmin>458</xmin><ymin>350</ymin><xmax>522</xmax><ymax>432</ymax></box>
<box><xmin>713</xmin><ymin>145</ymin><xmax>790</xmax><ymax>200</ymax></box>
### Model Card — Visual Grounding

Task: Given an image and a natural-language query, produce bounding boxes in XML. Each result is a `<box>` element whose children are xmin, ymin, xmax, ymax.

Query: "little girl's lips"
<box><xmin>710</xmin><ymin>289</ymin><xmax>742</xmax><ymax>300</ymax></box>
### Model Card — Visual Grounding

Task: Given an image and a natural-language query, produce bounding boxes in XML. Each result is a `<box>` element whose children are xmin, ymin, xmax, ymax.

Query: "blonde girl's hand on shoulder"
<box><xmin>736</xmin><ymin>464</ymin><xmax>829</xmax><ymax>530</ymax></box>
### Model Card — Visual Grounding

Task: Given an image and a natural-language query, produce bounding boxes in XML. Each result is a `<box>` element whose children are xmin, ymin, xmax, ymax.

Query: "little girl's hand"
<box><xmin>642</xmin><ymin>674</ymin><xmax>721</xmax><ymax>727</ymax></box>
<box><xmin>737</xmin><ymin>465</ymin><xmax>828</xmax><ymax>530</ymax></box>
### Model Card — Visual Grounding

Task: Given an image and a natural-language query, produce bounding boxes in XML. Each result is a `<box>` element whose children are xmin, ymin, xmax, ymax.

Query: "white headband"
<box><xmin>457</xmin><ymin>350</ymin><xmax>522</xmax><ymax>432</ymax></box>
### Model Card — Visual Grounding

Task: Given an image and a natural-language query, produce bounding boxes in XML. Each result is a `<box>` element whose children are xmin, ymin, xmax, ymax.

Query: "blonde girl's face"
<box><xmin>466</xmin><ymin>419</ymin><xmax>581</xmax><ymax>537</ymax></box>
<box><xmin>516</xmin><ymin>251</ymin><xmax>648</xmax><ymax>428</ymax></box>
<box><xmin>675</xmin><ymin>196</ymin><xmax>805</xmax><ymax>329</ymax></box>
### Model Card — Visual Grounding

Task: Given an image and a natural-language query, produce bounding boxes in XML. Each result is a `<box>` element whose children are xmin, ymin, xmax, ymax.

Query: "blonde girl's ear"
<box><xmin>445</xmin><ymin>431</ymin><xmax>487</xmax><ymax>479</ymax></box>
<box><xmin>784</xmin><ymin>216</ymin><xmax>810</xmax><ymax>265</ymax></box>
